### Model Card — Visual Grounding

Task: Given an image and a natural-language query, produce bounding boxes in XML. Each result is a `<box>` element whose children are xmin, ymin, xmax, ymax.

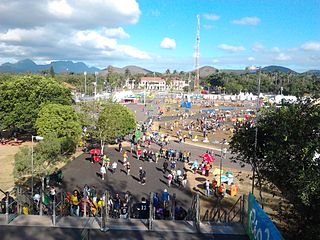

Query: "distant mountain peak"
<box><xmin>262</xmin><ymin>65</ymin><xmax>296</xmax><ymax>73</ymax></box>
<box><xmin>0</xmin><ymin>59</ymin><xmax>100</xmax><ymax>73</ymax></box>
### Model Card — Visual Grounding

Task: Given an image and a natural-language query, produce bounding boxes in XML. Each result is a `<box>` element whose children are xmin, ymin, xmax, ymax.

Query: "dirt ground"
<box><xmin>0</xmin><ymin>142</ymin><xmax>83</xmax><ymax>199</ymax></box>
<box><xmin>0</xmin><ymin>143</ymin><xmax>30</xmax><ymax>198</ymax></box>
<box><xmin>160</xmin><ymin>100</ymin><xmax>289</xmax><ymax>230</ymax></box>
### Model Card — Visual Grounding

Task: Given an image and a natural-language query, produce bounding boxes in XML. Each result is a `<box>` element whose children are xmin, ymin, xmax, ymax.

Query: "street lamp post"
<box><xmin>84</xmin><ymin>71</ymin><xmax>87</xmax><ymax>96</ymax></box>
<box><xmin>219</xmin><ymin>145</ymin><xmax>227</xmax><ymax>187</ymax></box>
<box><xmin>94</xmin><ymin>72</ymin><xmax>98</xmax><ymax>99</ymax></box>
<box><xmin>248</xmin><ymin>66</ymin><xmax>261</xmax><ymax>194</ymax></box>
<box><xmin>31</xmin><ymin>135</ymin><xmax>44</xmax><ymax>198</ymax></box>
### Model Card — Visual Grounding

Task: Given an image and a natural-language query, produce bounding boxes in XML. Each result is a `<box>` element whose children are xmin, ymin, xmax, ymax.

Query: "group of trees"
<box><xmin>0</xmin><ymin>74</ymin><xmax>136</xmax><ymax>180</ymax></box>
<box><xmin>204</xmin><ymin>71</ymin><xmax>320</xmax><ymax>97</ymax></box>
<box><xmin>230</xmin><ymin>99</ymin><xmax>320</xmax><ymax>239</ymax></box>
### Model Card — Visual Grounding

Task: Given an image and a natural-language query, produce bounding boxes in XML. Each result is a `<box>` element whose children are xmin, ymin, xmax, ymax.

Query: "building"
<box><xmin>124</xmin><ymin>79</ymin><xmax>135</xmax><ymax>90</ymax></box>
<box><xmin>140</xmin><ymin>77</ymin><xmax>166</xmax><ymax>91</ymax></box>
<box><xmin>170</xmin><ymin>77</ymin><xmax>189</xmax><ymax>91</ymax></box>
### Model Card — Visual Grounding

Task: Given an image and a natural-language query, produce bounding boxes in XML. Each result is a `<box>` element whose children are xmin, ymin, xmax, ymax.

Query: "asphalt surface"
<box><xmin>0</xmin><ymin>225</ymin><xmax>248</xmax><ymax>240</ymax></box>
<box><xmin>60</xmin><ymin>101</ymin><xmax>249</xmax><ymax>210</ymax></box>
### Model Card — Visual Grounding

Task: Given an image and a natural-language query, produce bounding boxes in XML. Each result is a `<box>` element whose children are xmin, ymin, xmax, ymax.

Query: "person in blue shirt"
<box><xmin>162</xmin><ymin>189</ymin><xmax>170</xmax><ymax>208</ymax></box>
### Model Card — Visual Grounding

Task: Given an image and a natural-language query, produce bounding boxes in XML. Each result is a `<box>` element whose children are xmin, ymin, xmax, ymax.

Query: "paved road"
<box><xmin>60</xmin><ymin>101</ymin><xmax>249</xmax><ymax>211</ymax></box>
<box><xmin>62</xmin><ymin>145</ymin><xmax>192</xmax><ymax>209</ymax></box>
<box><xmin>0</xmin><ymin>225</ymin><xmax>248</xmax><ymax>240</ymax></box>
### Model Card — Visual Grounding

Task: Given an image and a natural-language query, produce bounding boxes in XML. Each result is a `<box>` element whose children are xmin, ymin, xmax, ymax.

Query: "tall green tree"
<box><xmin>14</xmin><ymin>133</ymin><xmax>63</xmax><ymax>178</ymax></box>
<box><xmin>35</xmin><ymin>103</ymin><xmax>82</xmax><ymax>154</ymax></box>
<box><xmin>49</xmin><ymin>66</ymin><xmax>55</xmax><ymax>78</ymax></box>
<box><xmin>0</xmin><ymin>75</ymin><xmax>72</xmax><ymax>133</ymax></box>
<box><xmin>96</xmin><ymin>102</ymin><xmax>136</xmax><ymax>152</ymax></box>
<box><xmin>230</xmin><ymin>100</ymin><xmax>320</xmax><ymax>239</ymax></box>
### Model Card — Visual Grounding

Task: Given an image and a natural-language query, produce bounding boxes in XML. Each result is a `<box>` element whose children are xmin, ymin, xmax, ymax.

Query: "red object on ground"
<box><xmin>202</xmin><ymin>153</ymin><xmax>215</xmax><ymax>163</ymax></box>
<box><xmin>89</xmin><ymin>149</ymin><xmax>101</xmax><ymax>154</ymax></box>
<box><xmin>93</xmin><ymin>155</ymin><xmax>101</xmax><ymax>163</ymax></box>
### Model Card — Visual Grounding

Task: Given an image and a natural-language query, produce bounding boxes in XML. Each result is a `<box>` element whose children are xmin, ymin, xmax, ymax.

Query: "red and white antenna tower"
<box><xmin>194</xmin><ymin>14</ymin><xmax>200</xmax><ymax>91</ymax></box>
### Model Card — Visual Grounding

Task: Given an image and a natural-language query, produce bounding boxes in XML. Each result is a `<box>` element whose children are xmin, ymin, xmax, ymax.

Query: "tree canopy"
<box><xmin>230</xmin><ymin>99</ymin><xmax>320</xmax><ymax>239</ymax></box>
<box><xmin>97</xmin><ymin>102</ymin><xmax>136</xmax><ymax>143</ymax></box>
<box><xmin>35</xmin><ymin>103</ymin><xmax>82</xmax><ymax>140</ymax></box>
<box><xmin>0</xmin><ymin>75</ymin><xmax>72</xmax><ymax>132</ymax></box>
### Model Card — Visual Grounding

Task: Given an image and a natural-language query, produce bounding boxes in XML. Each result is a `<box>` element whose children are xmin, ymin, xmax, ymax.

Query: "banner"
<box><xmin>247</xmin><ymin>193</ymin><xmax>283</xmax><ymax>240</ymax></box>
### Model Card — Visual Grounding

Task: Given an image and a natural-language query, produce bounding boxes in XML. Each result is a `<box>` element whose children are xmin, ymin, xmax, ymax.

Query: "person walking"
<box><xmin>125</xmin><ymin>162</ymin><xmax>131</xmax><ymax>175</ymax></box>
<box><xmin>139</xmin><ymin>167</ymin><xmax>143</xmax><ymax>184</ymax></box>
<box><xmin>182</xmin><ymin>172</ymin><xmax>188</xmax><ymax>188</ymax></box>
<box><xmin>162</xmin><ymin>189</ymin><xmax>170</xmax><ymax>208</ymax></box>
<box><xmin>49</xmin><ymin>185</ymin><xmax>56</xmax><ymax>201</ymax></box>
<box><xmin>111</xmin><ymin>161</ymin><xmax>117</xmax><ymax>174</ymax></box>
<box><xmin>100</xmin><ymin>163</ymin><xmax>107</xmax><ymax>180</ymax></box>
<box><xmin>205</xmin><ymin>179</ymin><xmax>210</xmax><ymax>196</ymax></box>
<box><xmin>119</xmin><ymin>142</ymin><xmax>123</xmax><ymax>152</ymax></box>
<box><xmin>167</xmin><ymin>173</ymin><xmax>173</xmax><ymax>187</ymax></box>
<box><xmin>123</xmin><ymin>151</ymin><xmax>128</xmax><ymax>164</ymax></box>
<box><xmin>163</xmin><ymin>160</ymin><xmax>169</xmax><ymax>174</ymax></box>
<box><xmin>141</xmin><ymin>170</ymin><xmax>146</xmax><ymax>185</ymax></box>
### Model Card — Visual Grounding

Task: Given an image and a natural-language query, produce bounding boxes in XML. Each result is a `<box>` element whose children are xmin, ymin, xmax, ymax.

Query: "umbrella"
<box><xmin>90</xmin><ymin>149</ymin><xmax>101</xmax><ymax>155</ymax></box>
<box><xmin>203</xmin><ymin>153</ymin><xmax>215</xmax><ymax>163</ymax></box>
<box><xmin>93</xmin><ymin>155</ymin><xmax>101</xmax><ymax>163</ymax></box>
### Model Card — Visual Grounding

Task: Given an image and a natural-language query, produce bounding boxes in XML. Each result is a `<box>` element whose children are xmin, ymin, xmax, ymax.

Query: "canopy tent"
<box><xmin>202</xmin><ymin>153</ymin><xmax>215</xmax><ymax>163</ymax></box>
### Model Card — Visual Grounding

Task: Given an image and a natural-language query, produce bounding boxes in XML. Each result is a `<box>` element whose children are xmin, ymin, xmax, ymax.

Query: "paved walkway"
<box><xmin>0</xmin><ymin>214</ymin><xmax>247</xmax><ymax>238</ymax></box>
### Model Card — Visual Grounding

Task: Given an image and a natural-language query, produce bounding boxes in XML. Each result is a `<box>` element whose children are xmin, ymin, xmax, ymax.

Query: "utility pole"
<box><xmin>194</xmin><ymin>15</ymin><xmax>200</xmax><ymax>92</ymax></box>
<box><xmin>94</xmin><ymin>72</ymin><xmax>98</xmax><ymax>99</ymax></box>
<box><xmin>84</xmin><ymin>71</ymin><xmax>87</xmax><ymax>96</ymax></box>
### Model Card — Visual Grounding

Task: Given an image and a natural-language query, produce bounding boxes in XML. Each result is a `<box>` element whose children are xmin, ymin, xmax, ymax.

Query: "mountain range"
<box><xmin>0</xmin><ymin>59</ymin><xmax>100</xmax><ymax>73</ymax></box>
<box><xmin>0</xmin><ymin>59</ymin><xmax>319</xmax><ymax>76</ymax></box>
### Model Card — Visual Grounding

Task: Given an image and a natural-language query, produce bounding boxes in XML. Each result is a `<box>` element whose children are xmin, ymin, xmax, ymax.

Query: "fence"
<box><xmin>202</xmin><ymin>195</ymin><xmax>246</xmax><ymax>224</ymax></box>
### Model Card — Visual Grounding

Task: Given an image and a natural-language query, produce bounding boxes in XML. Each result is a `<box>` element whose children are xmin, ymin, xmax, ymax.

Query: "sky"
<box><xmin>0</xmin><ymin>0</ymin><xmax>319</xmax><ymax>72</ymax></box>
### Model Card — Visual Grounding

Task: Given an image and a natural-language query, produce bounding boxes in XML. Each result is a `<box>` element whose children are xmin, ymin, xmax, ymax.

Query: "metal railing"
<box><xmin>201</xmin><ymin>195</ymin><xmax>245</xmax><ymax>224</ymax></box>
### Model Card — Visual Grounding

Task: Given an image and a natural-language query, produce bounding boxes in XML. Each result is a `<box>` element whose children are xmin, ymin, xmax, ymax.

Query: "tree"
<box><xmin>0</xmin><ymin>75</ymin><xmax>72</xmax><ymax>133</ymax></box>
<box><xmin>49</xmin><ymin>66</ymin><xmax>55</xmax><ymax>78</ymax></box>
<box><xmin>96</xmin><ymin>102</ymin><xmax>136</xmax><ymax>152</ymax></box>
<box><xmin>14</xmin><ymin>133</ymin><xmax>62</xmax><ymax>178</ymax></box>
<box><xmin>230</xmin><ymin>100</ymin><xmax>320</xmax><ymax>239</ymax></box>
<box><xmin>35</xmin><ymin>103</ymin><xmax>82</xmax><ymax>154</ymax></box>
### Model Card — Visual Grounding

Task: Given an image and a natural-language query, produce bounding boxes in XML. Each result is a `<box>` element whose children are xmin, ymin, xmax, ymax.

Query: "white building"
<box><xmin>170</xmin><ymin>78</ymin><xmax>189</xmax><ymax>91</ymax></box>
<box><xmin>124</xmin><ymin>79</ymin><xmax>135</xmax><ymax>90</ymax></box>
<box><xmin>140</xmin><ymin>77</ymin><xmax>167</xmax><ymax>91</ymax></box>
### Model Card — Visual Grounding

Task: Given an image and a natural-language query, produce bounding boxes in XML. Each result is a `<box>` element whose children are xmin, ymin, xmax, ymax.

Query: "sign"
<box><xmin>247</xmin><ymin>193</ymin><xmax>283</xmax><ymax>240</ymax></box>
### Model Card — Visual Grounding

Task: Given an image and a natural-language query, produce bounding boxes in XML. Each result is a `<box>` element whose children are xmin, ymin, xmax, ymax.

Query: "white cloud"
<box><xmin>275</xmin><ymin>53</ymin><xmax>291</xmax><ymax>61</ymax></box>
<box><xmin>271</xmin><ymin>47</ymin><xmax>281</xmax><ymax>53</ymax></box>
<box><xmin>48</xmin><ymin>0</ymin><xmax>73</xmax><ymax>18</ymax></box>
<box><xmin>160</xmin><ymin>37</ymin><xmax>176</xmax><ymax>49</ymax></box>
<box><xmin>218</xmin><ymin>44</ymin><xmax>245</xmax><ymax>52</ymax></box>
<box><xmin>248</xmin><ymin>57</ymin><xmax>255</xmax><ymax>61</ymax></box>
<box><xmin>102</xmin><ymin>27</ymin><xmax>130</xmax><ymax>39</ymax></box>
<box><xmin>232</xmin><ymin>17</ymin><xmax>260</xmax><ymax>25</ymax></box>
<box><xmin>203</xmin><ymin>14</ymin><xmax>220</xmax><ymax>21</ymax></box>
<box><xmin>74</xmin><ymin>30</ymin><xmax>117</xmax><ymax>50</ymax></box>
<box><xmin>117</xmin><ymin>45</ymin><xmax>151</xmax><ymax>59</ymax></box>
<box><xmin>252</xmin><ymin>43</ymin><xmax>264</xmax><ymax>52</ymax></box>
<box><xmin>0</xmin><ymin>0</ymin><xmax>141</xmax><ymax>29</ymax></box>
<box><xmin>301</xmin><ymin>41</ymin><xmax>320</xmax><ymax>51</ymax></box>
<box><xmin>0</xmin><ymin>0</ymin><xmax>149</xmax><ymax>66</ymax></box>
